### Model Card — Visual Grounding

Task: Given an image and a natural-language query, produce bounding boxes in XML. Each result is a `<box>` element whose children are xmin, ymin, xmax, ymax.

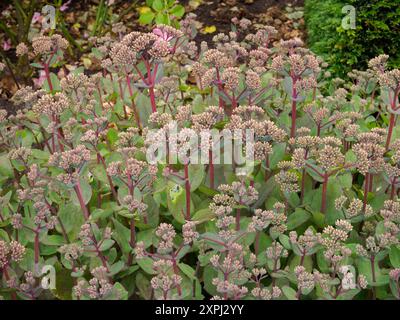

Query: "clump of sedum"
<box><xmin>0</xmin><ymin>16</ymin><xmax>399</xmax><ymax>300</ymax></box>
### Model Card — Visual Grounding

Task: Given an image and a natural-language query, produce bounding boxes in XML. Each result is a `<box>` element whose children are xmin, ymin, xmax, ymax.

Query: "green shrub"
<box><xmin>305</xmin><ymin>0</ymin><xmax>400</xmax><ymax>78</ymax></box>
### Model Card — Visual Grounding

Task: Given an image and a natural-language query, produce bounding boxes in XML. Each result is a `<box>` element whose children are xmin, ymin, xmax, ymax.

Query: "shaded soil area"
<box><xmin>182</xmin><ymin>0</ymin><xmax>305</xmax><ymax>45</ymax></box>
<box><xmin>0</xmin><ymin>0</ymin><xmax>305</xmax><ymax>114</ymax></box>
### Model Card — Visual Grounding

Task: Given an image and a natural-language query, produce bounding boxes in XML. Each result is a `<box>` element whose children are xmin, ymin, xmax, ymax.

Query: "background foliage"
<box><xmin>305</xmin><ymin>0</ymin><xmax>400</xmax><ymax>78</ymax></box>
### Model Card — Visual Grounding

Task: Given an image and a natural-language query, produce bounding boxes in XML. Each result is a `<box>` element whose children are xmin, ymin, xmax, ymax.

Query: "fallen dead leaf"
<box><xmin>201</xmin><ymin>25</ymin><xmax>217</xmax><ymax>34</ymax></box>
<box><xmin>137</xmin><ymin>6</ymin><xmax>151</xmax><ymax>15</ymax></box>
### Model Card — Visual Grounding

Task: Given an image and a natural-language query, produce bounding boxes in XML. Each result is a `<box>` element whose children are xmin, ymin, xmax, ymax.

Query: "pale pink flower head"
<box><xmin>31</xmin><ymin>12</ymin><xmax>42</xmax><ymax>24</ymax></box>
<box><xmin>153</xmin><ymin>25</ymin><xmax>183</xmax><ymax>43</ymax></box>
<box><xmin>60</xmin><ymin>0</ymin><xmax>72</xmax><ymax>12</ymax></box>
<box><xmin>153</xmin><ymin>28</ymin><xmax>173</xmax><ymax>42</ymax></box>
<box><xmin>33</xmin><ymin>70</ymin><xmax>47</xmax><ymax>88</ymax></box>
<box><xmin>2</xmin><ymin>39</ymin><xmax>11</xmax><ymax>51</ymax></box>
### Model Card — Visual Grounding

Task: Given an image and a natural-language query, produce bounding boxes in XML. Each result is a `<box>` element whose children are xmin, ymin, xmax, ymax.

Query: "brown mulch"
<box><xmin>182</xmin><ymin>0</ymin><xmax>305</xmax><ymax>45</ymax></box>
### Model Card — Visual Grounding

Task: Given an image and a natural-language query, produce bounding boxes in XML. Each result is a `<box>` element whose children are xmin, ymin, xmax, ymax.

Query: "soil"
<box><xmin>182</xmin><ymin>0</ymin><xmax>305</xmax><ymax>45</ymax></box>
<box><xmin>0</xmin><ymin>0</ymin><xmax>305</xmax><ymax>111</ymax></box>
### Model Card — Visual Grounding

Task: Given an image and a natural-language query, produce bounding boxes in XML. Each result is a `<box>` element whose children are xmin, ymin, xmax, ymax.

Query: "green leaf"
<box><xmin>176</xmin><ymin>245</ymin><xmax>190</xmax><ymax>260</ymax></box>
<box><xmin>107</xmin><ymin>128</ymin><xmax>119</xmax><ymax>146</ymax></box>
<box><xmin>15</xmin><ymin>129</ymin><xmax>34</xmax><ymax>147</ymax></box>
<box><xmin>287</xmin><ymin>208</ymin><xmax>310</xmax><ymax>230</ymax></box>
<box><xmin>0</xmin><ymin>155</ymin><xmax>13</xmax><ymax>178</ymax></box>
<box><xmin>112</xmin><ymin>218</ymin><xmax>131</xmax><ymax>254</ymax></box>
<box><xmin>269</xmin><ymin>143</ymin><xmax>286</xmax><ymax>169</ymax></box>
<box><xmin>316</xmin><ymin>250</ymin><xmax>330</xmax><ymax>273</ymax></box>
<box><xmin>192</xmin><ymin>208</ymin><xmax>214</xmax><ymax>223</ymax></box>
<box><xmin>324</xmin><ymin>179</ymin><xmax>345</xmax><ymax>225</ymax></box>
<box><xmin>137</xmin><ymin>257</ymin><xmax>157</xmax><ymax>275</ymax></box>
<box><xmin>135</xmin><ymin>92</ymin><xmax>152</xmax><ymax>126</ymax></box>
<box><xmin>152</xmin><ymin>0</ymin><xmax>164</xmax><ymax>11</ymax></box>
<box><xmin>142</xmin><ymin>195</ymin><xmax>160</xmax><ymax>228</ymax></box>
<box><xmin>43</xmin><ymin>73</ymin><xmax>61</xmax><ymax>92</ymax></box>
<box><xmin>139</xmin><ymin>11</ymin><xmax>155</xmax><ymax>25</ymax></box>
<box><xmin>41</xmin><ymin>235</ymin><xmax>65</xmax><ymax>246</ymax></box>
<box><xmin>200</xmin><ymin>232</ymin><xmax>224</xmax><ymax>250</ymax></box>
<box><xmin>283</xmin><ymin>76</ymin><xmax>294</xmax><ymax>97</ymax></box>
<box><xmin>203</xmin><ymin>265</ymin><xmax>218</xmax><ymax>296</ymax></box>
<box><xmin>113</xmin><ymin>282</ymin><xmax>129</xmax><ymax>300</ymax></box>
<box><xmin>19</xmin><ymin>248</ymin><xmax>35</xmax><ymax>271</ymax></box>
<box><xmin>118</xmin><ymin>265</ymin><xmax>139</xmax><ymax>278</ymax></box>
<box><xmin>309</xmin><ymin>179</ymin><xmax>344</xmax><ymax>225</ymax></box>
<box><xmin>71</xmin><ymin>179</ymin><xmax>92</xmax><ymax>206</ymax></box>
<box><xmin>389</xmin><ymin>245</ymin><xmax>400</xmax><ymax>268</ymax></box>
<box><xmin>91</xmin><ymin>164</ymin><xmax>109</xmax><ymax>185</ymax></box>
<box><xmin>30</xmin><ymin>62</ymin><xmax>44</xmax><ymax>69</ymax></box>
<box><xmin>287</xmin><ymin>192</ymin><xmax>300</xmax><ymax>208</ymax></box>
<box><xmin>0</xmin><ymin>191</ymin><xmax>12</xmax><ymax>207</ymax></box>
<box><xmin>167</xmin><ymin>183</ymin><xmax>186</xmax><ymax>224</ymax></box>
<box><xmin>311</xmin><ymin>211</ymin><xmax>325</xmax><ymax>229</ymax></box>
<box><xmin>137</xmin><ymin>229</ymin><xmax>154</xmax><ymax>248</ymax></box>
<box><xmin>390</xmin><ymin>278</ymin><xmax>400</xmax><ymax>299</ymax></box>
<box><xmin>279</xmin><ymin>234</ymin><xmax>291</xmax><ymax>250</ymax></box>
<box><xmin>380</xmin><ymin>88</ymin><xmax>391</xmax><ymax>106</ymax></box>
<box><xmin>40</xmin><ymin>244</ymin><xmax>59</xmax><ymax>256</ymax></box>
<box><xmin>90</xmin><ymin>208</ymin><xmax>114</xmax><ymax>222</ymax></box>
<box><xmin>155</xmin><ymin>12</ymin><xmax>169</xmax><ymax>25</ymax></box>
<box><xmin>282</xmin><ymin>286</ymin><xmax>298</xmax><ymax>300</ymax></box>
<box><xmin>170</xmin><ymin>5</ymin><xmax>185</xmax><ymax>18</ymax></box>
<box><xmin>337</xmin><ymin>289</ymin><xmax>360</xmax><ymax>300</ymax></box>
<box><xmin>99</xmin><ymin>239</ymin><xmax>115</xmax><ymax>251</ymax></box>
<box><xmin>256</xmin><ymin>232</ymin><xmax>272</xmax><ymax>253</ymax></box>
<box><xmin>338</xmin><ymin>172</ymin><xmax>352</xmax><ymax>189</ymax></box>
<box><xmin>357</xmin><ymin>257</ymin><xmax>389</xmax><ymax>286</ymax></box>
<box><xmin>136</xmin><ymin>272</ymin><xmax>152</xmax><ymax>299</ymax></box>
<box><xmin>31</xmin><ymin>149</ymin><xmax>50</xmax><ymax>160</ymax></box>
<box><xmin>198</xmin><ymin>185</ymin><xmax>218</xmax><ymax>196</ymax></box>
<box><xmin>110</xmin><ymin>261</ymin><xmax>125</xmax><ymax>276</ymax></box>
<box><xmin>345</xmin><ymin>150</ymin><xmax>357</xmax><ymax>163</ymax></box>
<box><xmin>179</xmin><ymin>263</ymin><xmax>196</xmax><ymax>280</ymax></box>
<box><xmin>289</xmin><ymin>255</ymin><xmax>313</xmax><ymax>273</ymax></box>
<box><xmin>57</xmin><ymin>203</ymin><xmax>84</xmax><ymax>239</ymax></box>
<box><xmin>53</xmin><ymin>263</ymin><xmax>74</xmax><ymax>300</ymax></box>
<box><xmin>167</xmin><ymin>0</ymin><xmax>175</xmax><ymax>7</ymax></box>
<box><xmin>305</xmin><ymin>163</ymin><xmax>324</xmax><ymax>183</ymax></box>
<box><xmin>189</xmin><ymin>165</ymin><xmax>205</xmax><ymax>191</ymax></box>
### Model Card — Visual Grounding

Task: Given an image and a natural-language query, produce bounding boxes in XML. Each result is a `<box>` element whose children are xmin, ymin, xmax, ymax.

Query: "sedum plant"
<box><xmin>0</xmin><ymin>15</ymin><xmax>400</xmax><ymax>301</ymax></box>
